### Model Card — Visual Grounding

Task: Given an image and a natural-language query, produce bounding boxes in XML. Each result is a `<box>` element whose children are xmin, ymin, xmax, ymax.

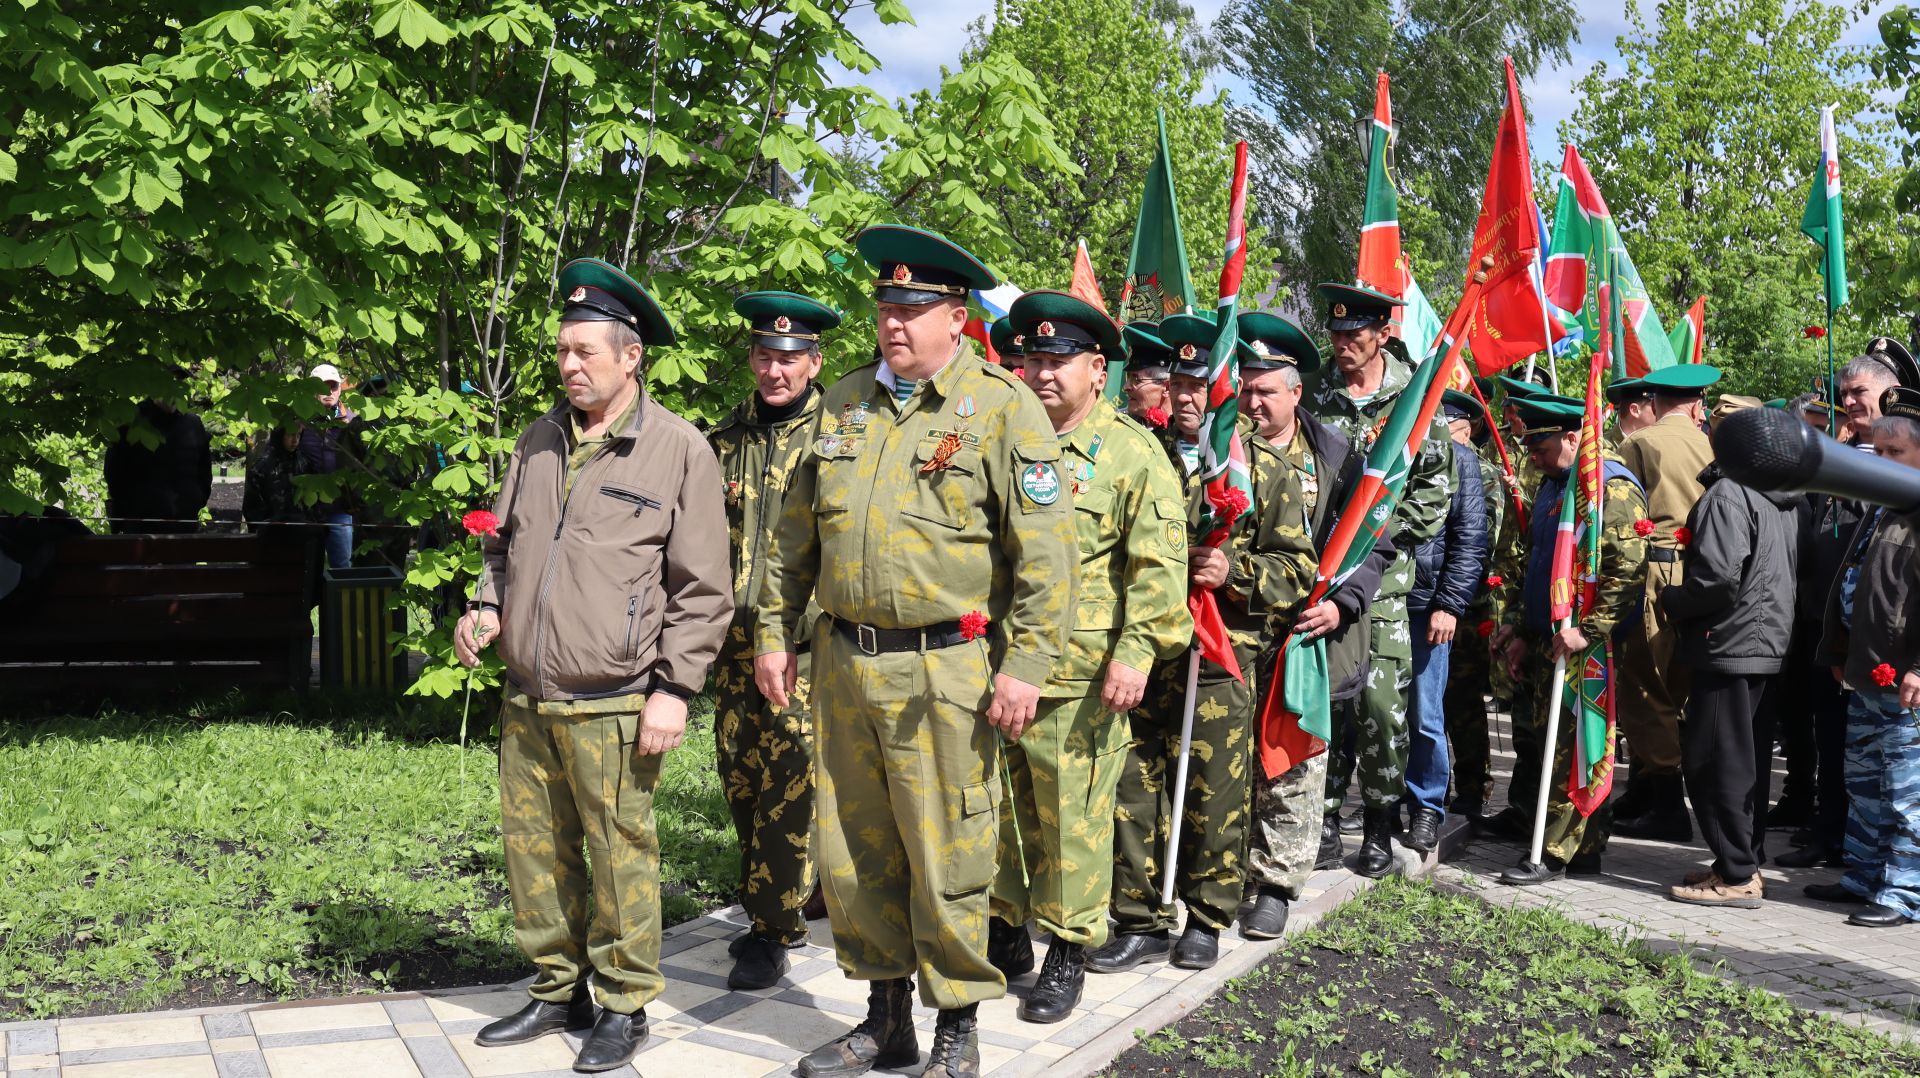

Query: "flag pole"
<box><xmin>1528</xmin><ymin>647</ymin><xmax>1570</xmax><ymax>867</ymax></box>
<box><xmin>1161</xmin><ymin>649</ymin><xmax>1203</xmax><ymax>906</ymax></box>
<box><xmin>1463</xmin><ymin>376</ymin><xmax>1528</xmax><ymax>524</ymax></box>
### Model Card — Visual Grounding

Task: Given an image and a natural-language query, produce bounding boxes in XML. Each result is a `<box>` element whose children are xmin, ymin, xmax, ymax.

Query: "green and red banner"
<box><xmin>1558</xmin><ymin>284</ymin><xmax>1617</xmax><ymax>817</ymax></box>
<box><xmin>1355</xmin><ymin>72</ymin><xmax>1446</xmax><ymax>365</ymax></box>
<box><xmin>1542</xmin><ymin>144</ymin><xmax>1677</xmax><ymax>377</ymax></box>
<box><xmin>1120</xmin><ymin>109</ymin><xmax>1198</xmax><ymax>325</ymax></box>
<box><xmin>1667</xmin><ymin>295</ymin><xmax>1705</xmax><ymax>365</ymax></box>
<box><xmin>1801</xmin><ymin>105</ymin><xmax>1848</xmax><ymax>313</ymax></box>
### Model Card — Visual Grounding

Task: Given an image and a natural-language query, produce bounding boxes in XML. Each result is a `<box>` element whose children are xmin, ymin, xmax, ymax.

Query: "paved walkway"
<box><xmin>1436</xmin><ymin>710</ymin><xmax>1920</xmax><ymax>1042</ymax></box>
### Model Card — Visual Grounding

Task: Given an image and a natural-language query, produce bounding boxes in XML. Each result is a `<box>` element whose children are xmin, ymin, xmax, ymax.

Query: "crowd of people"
<box><xmin>452</xmin><ymin>229</ymin><xmax>1920</xmax><ymax>1078</ymax></box>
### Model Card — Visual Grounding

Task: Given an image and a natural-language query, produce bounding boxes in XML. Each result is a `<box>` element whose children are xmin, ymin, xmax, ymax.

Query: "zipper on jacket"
<box><xmin>624</xmin><ymin>595</ymin><xmax>639</xmax><ymax>663</ymax></box>
<box><xmin>600</xmin><ymin>484</ymin><xmax>663</xmax><ymax>516</ymax></box>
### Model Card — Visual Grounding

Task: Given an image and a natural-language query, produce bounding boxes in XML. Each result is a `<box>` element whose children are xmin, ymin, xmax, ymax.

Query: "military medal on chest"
<box><xmin>921</xmin><ymin>394</ymin><xmax>975</xmax><ymax>473</ymax></box>
<box><xmin>1072</xmin><ymin>433</ymin><xmax>1102</xmax><ymax>496</ymax></box>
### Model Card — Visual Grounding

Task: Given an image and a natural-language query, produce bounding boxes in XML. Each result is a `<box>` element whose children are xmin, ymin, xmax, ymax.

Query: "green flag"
<box><xmin>1800</xmin><ymin>105</ymin><xmax>1848</xmax><ymax>311</ymax></box>
<box><xmin>1120</xmin><ymin>109</ymin><xmax>1197</xmax><ymax>325</ymax></box>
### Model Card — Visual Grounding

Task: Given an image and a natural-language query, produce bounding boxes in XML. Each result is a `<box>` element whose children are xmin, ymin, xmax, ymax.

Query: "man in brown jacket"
<box><xmin>455</xmin><ymin>257</ymin><xmax>732</xmax><ymax>1073</ymax></box>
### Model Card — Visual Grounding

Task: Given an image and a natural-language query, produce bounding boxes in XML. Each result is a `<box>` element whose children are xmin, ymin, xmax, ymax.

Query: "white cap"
<box><xmin>309</xmin><ymin>363</ymin><xmax>343</xmax><ymax>385</ymax></box>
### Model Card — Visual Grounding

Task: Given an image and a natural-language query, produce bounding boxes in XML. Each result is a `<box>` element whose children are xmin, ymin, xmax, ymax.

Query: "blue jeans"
<box><xmin>1403</xmin><ymin>627</ymin><xmax>1453</xmax><ymax>819</ymax></box>
<box><xmin>1841</xmin><ymin>688</ymin><xmax>1920</xmax><ymax>920</ymax></box>
<box><xmin>322</xmin><ymin>512</ymin><xmax>353</xmax><ymax>569</ymax></box>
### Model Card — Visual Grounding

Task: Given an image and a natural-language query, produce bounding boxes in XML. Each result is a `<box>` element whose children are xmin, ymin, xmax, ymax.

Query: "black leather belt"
<box><xmin>1647</xmin><ymin>548</ymin><xmax>1680</xmax><ymax>563</ymax></box>
<box><xmin>832</xmin><ymin>617</ymin><xmax>970</xmax><ymax>656</ymax></box>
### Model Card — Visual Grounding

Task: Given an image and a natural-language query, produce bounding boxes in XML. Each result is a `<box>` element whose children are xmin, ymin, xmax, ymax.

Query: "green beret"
<box><xmin>855</xmin><ymin>224</ymin><xmax>996</xmax><ymax>305</ymax></box>
<box><xmin>1236</xmin><ymin>311</ymin><xmax>1320</xmax><ymax>374</ymax></box>
<box><xmin>558</xmin><ymin>258</ymin><xmax>676</xmax><ymax>346</ymax></box>
<box><xmin>1315</xmin><ymin>282</ymin><xmax>1404</xmax><ymax>332</ymax></box>
<box><xmin>1007</xmin><ymin>290</ymin><xmax>1121</xmax><ymax>358</ymax></box>
<box><xmin>733</xmin><ymin>291</ymin><xmax>839</xmax><ymax>351</ymax></box>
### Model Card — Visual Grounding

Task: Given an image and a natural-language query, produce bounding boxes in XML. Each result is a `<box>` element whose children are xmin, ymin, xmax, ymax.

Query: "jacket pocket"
<box><xmin>623</xmin><ymin>594</ymin><xmax>640</xmax><ymax>666</ymax></box>
<box><xmin>599</xmin><ymin>484</ymin><xmax>663</xmax><ymax>515</ymax></box>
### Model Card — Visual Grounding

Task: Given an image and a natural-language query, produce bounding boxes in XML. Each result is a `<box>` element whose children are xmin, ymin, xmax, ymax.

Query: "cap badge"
<box><xmin>1037</xmin><ymin>321</ymin><xmax>1055</xmax><ymax>337</ymax></box>
<box><xmin>568</xmin><ymin>287</ymin><xmax>587</xmax><ymax>303</ymax></box>
<box><xmin>1332</xmin><ymin>303</ymin><xmax>1348</xmax><ymax>318</ymax></box>
<box><xmin>891</xmin><ymin>263</ymin><xmax>913</xmax><ymax>284</ymax></box>
<box><xmin>1012</xmin><ymin>334</ymin><xmax>1025</xmax><ymax>347</ymax></box>
<box><xmin>1178</xmin><ymin>343</ymin><xmax>1197</xmax><ymax>360</ymax></box>
<box><xmin>1251</xmin><ymin>341</ymin><xmax>1271</xmax><ymax>356</ymax></box>
<box><xmin>773</xmin><ymin>315</ymin><xmax>792</xmax><ymax>333</ymax></box>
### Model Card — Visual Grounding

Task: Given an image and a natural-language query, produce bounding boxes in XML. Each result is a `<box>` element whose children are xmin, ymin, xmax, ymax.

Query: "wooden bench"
<box><xmin>0</xmin><ymin>532</ymin><xmax>318</xmax><ymax>697</ymax></box>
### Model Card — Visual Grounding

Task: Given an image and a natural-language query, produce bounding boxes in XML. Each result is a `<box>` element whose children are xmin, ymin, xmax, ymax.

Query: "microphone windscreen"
<box><xmin>1713</xmin><ymin>407</ymin><xmax>1819</xmax><ymax>491</ymax></box>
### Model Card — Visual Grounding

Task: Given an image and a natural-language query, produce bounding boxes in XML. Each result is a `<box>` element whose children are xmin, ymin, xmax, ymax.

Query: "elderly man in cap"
<box><xmin>1494</xmin><ymin>393</ymin><xmax>1649</xmax><ymax>885</ymax></box>
<box><xmin>756</xmin><ymin>225</ymin><xmax>1077</xmax><ymax>1078</ymax></box>
<box><xmin>1120</xmin><ymin>321</ymin><xmax>1174</xmax><ymax>430</ymax></box>
<box><xmin>706</xmin><ymin>290</ymin><xmax>839</xmax><ymax>990</ymax></box>
<box><xmin>1609</xmin><ymin>363</ymin><xmax>1720</xmax><ymax>843</ymax></box>
<box><xmin>455</xmin><ymin>257</ymin><xmax>733</xmax><ymax>1073</ymax></box>
<box><xmin>1093</xmin><ymin>313</ymin><xmax>1316</xmax><ymax>973</ymax></box>
<box><xmin>984</xmin><ymin>290</ymin><xmax>1190</xmax><ymax>1024</ymax></box>
<box><xmin>1441</xmin><ymin>389</ymin><xmax>1507</xmax><ymax>822</ymax></box>
<box><xmin>1309</xmin><ymin>283</ymin><xmax>1454</xmax><ymax>877</ymax></box>
<box><xmin>1232</xmin><ymin>312</ymin><xmax>1393</xmax><ymax>936</ymax></box>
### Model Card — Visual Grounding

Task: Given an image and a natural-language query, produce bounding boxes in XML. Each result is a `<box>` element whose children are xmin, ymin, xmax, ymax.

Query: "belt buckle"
<box><xmin>856</xmin><ymin>623</ymin><xmax>880</xmax><ymax>656</ymax></box>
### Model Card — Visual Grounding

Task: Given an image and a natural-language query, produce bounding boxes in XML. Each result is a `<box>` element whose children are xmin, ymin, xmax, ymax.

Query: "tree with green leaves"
<box><xmin>1215</xmin><ymin>0</ymin><xmax>1578</xmax><ymax>303</ymax></box>
<box><xmin>1562</xmin><ymin>0</ymin><xmax>1912</xmax><ymax>400</ymax></box>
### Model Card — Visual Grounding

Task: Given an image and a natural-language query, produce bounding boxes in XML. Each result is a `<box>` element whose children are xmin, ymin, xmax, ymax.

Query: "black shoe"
<box><xmin>1017</xmin><ymin>939</ymin><xmax>1085</xmax><ymax>1023</ymax></box>
<box><xmin>1171</xmin><ymin>921</ymin><xmax>1219</xmax><ymax>970</ymax></box>
<box><xmin>1790</xmin><ymin>827</ymin><xmax>1815</xmax><ymax>848</ymax></box>
<box><xmin>475</xmin><ymin>982</ymin><xmax>595</xmax><ymax>1046</ymax></box>
<box><xmin>1476</xmin><ymin>805</ymin><xmax>1531</xmax><ymax>842</ymax></box>
<box><xmin>924</xmin><ymin>1005</ymin><xmax>981</xmax><ymax>1078</ymax></box>
<box><xmin>987</xmin><ymin>917</ymin><xmax>1035</xmax><ymax>979</ymax></box>
<box><xmin>1568</xmin><ymin>851</ymin><xmax>1603</xmax><ymax>877</ymax></box>
<box><xmin>1776</xmin><ymin>842</ymin><xmax>1845</xmax><ymax>868</ymax></box>
<box><xmin>1498</xmin><ymin>858</ymin><xmax>1565</xmax><ymax>887</ymax></box>
<box><xmin>798</xmin><ymin>977</ymin><xmax>918</xmax><ymax>1078</ymax></box>
<box><xmin>571</xmin><ymin>1009</ymin><xmax>648</xmax><ymax>1073</ymax></box>
<box><xmin>1353</xmin><ymin>806</ymin><xmax>1394</xmax><ymax>878</ymax></box>
<box><xmin>1338</xmin><ymin>810</ymin><xmax>1365</xmax><ymax>834</ymax></box>
<box><xmin>1805</xmin><ymin>882</ymin><xmax>1867</xmax><ymax>904</ymax></box>
<box><xmin>1848</xmin><ymin>903</ymin><xmax>1912</xmax><ymax>928</ymax></box>
<box><xmin>1086</xmin><ymin>930</ymin><xmax>1171</xmax><ymax>973</ymax></box>
<box><xmin>1405</xmin><ymin>807</ymin><xmax>1442</xmax><ymax>854</ymax></box>
<box><xmin>1314</xmin><ymin>816</ymin><xmax>1344</xmax><ymax>870</ymax></box>
<box><xmin>1240</xmin><ymin>887</ymin><xmax>1290</xmax><ymax>940</ymax></box>
<box><xmin>1614</xmin><ymin>808</ymin><xmax>1695</xmax><ymax>843</ymax></box>
<box><xmin>1768</xmin><ymin>795</ymin><xmax>1815</xmax><ymax>830</ymax></box>
<box><xmin>1611</xmin><ymin>776</ymin><xmax>1651</xmax><ymax>820</ymax></box>
<box><xmin>1388</xmin><ymin>805</ymin><xmax>1408</xmax><ymax>835</ymax></box>
<box><xmin>728</xmin><ymin>933</ymin><xmax>791</xmax><ymax>990</ymax></box>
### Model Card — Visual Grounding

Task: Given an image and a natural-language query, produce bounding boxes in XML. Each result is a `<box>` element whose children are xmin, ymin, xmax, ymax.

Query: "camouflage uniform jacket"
<box><xmin>1201</xmin><ymin>419</ymin><xmax>1318</xmax><ymax>637</ymax></box>
<box><xmin>1050</xmin><ymin>404</ymin><xmax>1192</xmax><ymax>698</ymax></box>
<box><xmin>755</xmin><ymin>342</ymin><xmax>1078</xmax><ymax>689</ymax></box>
<box><xmin>707</xmin><ymin>386</ymin><xmax>824</xmax><ymax>642</ymax></box>
<box><xmin>1499</xmin><ymin>454</ymin><xmax>1651</xmax><ymax>643</ymax></box>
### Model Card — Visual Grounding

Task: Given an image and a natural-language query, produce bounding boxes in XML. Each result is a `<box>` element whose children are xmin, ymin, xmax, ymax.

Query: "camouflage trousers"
<box><xmin>1513</xmin><ymin>639</ymin><xmax>1611</xmax><ymax>863</ymax></box>
<box><xmin>713</xmin><ymin>626</ymin><xmax>816</xmax><ymax>945</ymax></box>
<box><xmin>1324</xmin><ymin>605</ymin><xmax>1412</xmax><ymax>813</ymax></box>
<box><xmin>498</xmin><ymin>697</ymin><xmax>663</xmax><ymax>1015</ymax></box>
<box><xmin>1615</xmin><ymin>560</ymin><xmax>1688</xmax><ymax>777</ymax></box>
<box><xmin>991</xmin><ymin>692</ymin><xmax>1130</xmax><ymax>947</ymax></box>
<box><xmin>1840</xmin><ymin>689</ymin><xmax>1920</xmax><ymax>919</ymax></box>
<box><xmin>1111</xmin><ymin>639</ymin><xmax>1256</xmax><ymax>933</ymax></box>
<box><xmin>812</xmin><ymin>627</ymin><xmax>1004</xmax><ymax>1009</ymax></box>
<box><xmin>1444</xmin><ymin>624</ymin><xmax>1495</xmax><ymax>807</ymax></box>
<box><xmin>1247</xmin><ymin>741</ymin><xmax>1330</xmax><ymax>900</ymax></box>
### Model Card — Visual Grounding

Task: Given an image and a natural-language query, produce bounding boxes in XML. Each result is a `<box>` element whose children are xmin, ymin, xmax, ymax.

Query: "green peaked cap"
<box><xmin>1603</xmin><ymin>376</ymin><xmax>1650</xmax><ymax>405</ymax></box>
<box><xmin>1315</xmin><ymin>282</ymin><xmax>1403</xmax><ymax>331</ymax></box>
<box><xmin>1511</xmin><ymin>393</ymin><xmax>1587</xmax><ymax>436</ymax></box>
<box><xmin>1441</xmin><ymin>389</ymin><xmax>1487</xmax><ymax>426</ymax></box>
<box><xmin>1641</xmin><ymin>364</ymin><xmax>1722</xmax><ymax>395</ymax></box>
<box><xmin>855</xmin><ymin>224</ymin><xmax>997</xmax><ymax>304</ymax></box>
<box><xmin>733</xmin><ymin>291</ymin><xmax>840</xmax><ymax>351</ymax></box>
<box><xmin>989</xmin><ymin>317</ymin><xmax>1024</xmax><ymax>360</ymax></box>
<box><xmin>1496</xmin><ymin>370</ymin><xmax>1554</xmax><ymax>401</ymax></box>
<box><xmin>1123</xmin><ymin>321</ymin><xmax>1175</xmax><ymax>371</ymax></box>
<box><xmin>558</xmin><ymin>257</ymin><xmax>676</xmax><ymax>346</ymax></box>
<box><xmin>1007</xmin><ymin>290</ymin><xmax>1122</xmax><ymax>357</ymax></box>
<box><xmin>1235</xmin><ymin>310</ymin><xmax>1320</xmax><ymax>374</ymax></box>
<box><xmin>1156</xmin><ymin>313</ymin><xmax>1219</xmax><ymax>378</ymax></box>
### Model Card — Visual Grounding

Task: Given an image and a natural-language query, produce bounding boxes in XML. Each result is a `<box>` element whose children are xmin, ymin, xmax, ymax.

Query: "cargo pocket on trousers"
<box><xmin>943</xmin><ymin>779</ymin><xmax>999</xmax><ymax>899</ymax></box>
<box><xmin>613</xmin><ymin>712</ymin><xmax>656</xmax><ymax>824</ymax></box>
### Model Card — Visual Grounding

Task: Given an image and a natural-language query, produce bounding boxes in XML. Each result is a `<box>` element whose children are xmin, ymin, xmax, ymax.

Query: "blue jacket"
<box><xmin>1409</xmin><ymin>442</ymin><xmax>1490</xmax><ymax>616</ymax></box>
<box><xmin>1520</xmin><ymin>459</ymin><xmax>1643</xmax><ymax>635</ymax></box>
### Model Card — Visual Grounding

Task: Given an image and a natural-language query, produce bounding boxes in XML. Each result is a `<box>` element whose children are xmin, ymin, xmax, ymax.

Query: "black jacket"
<box><xmin>1408</xmin><ymin>442</ymin><xmax>1491</xmax><ymax>617</ymax></box>
<box><xmin>104</xmin><ymin>400</ymin><xmax>212</xmax><ymax>530</ymax></box>
<box><xmin>1661</xmin><ymin>462</ymin><xmax>1801</xmax><ymax>675</ymax></box>
<box><xmin>1299</xmin><ymin>409</ymin><xmax>1396</xmax><ymax>701</ymax></box>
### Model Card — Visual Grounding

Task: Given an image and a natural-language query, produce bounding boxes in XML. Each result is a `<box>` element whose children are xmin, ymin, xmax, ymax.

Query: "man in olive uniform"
<box><xmin>1606</xmin><ymin>377</ymin><xmax>1656</xmax><ymax>442</ymax></box>
<box><xmin>1120</xmin><ymin>321</ymin><xmax>1174</xmax><ymax>430</ymax></box>
<box><xmin>1234</xmin><ymin>312</ymin><xmax>1394</xmax><ymax>937</ymax></box>
<box><xmin>455</xmin><ymin>258</ymin><xmax>733</xmax><ymax>1073</ymax></box>
<box><xmin>990</xmin><ymin>316</ymin><xmax>1026</xmax><ymax>374</ymax></box>
<box><xmin>706</xmin><ymin>291</ymin><xmax>839</xmax><ymax>990</ymax></box>
<box><xmin>1494</xmin><ymin>393</ymin><xmax>1650</xmax><ymax>884</ymax></box>
<box><xmin>1439</xmin><ymin>389</ymin><xmax>1506</xmax><ymax>821</ymax></box>
<box><xmin>1090</xmin><ymin>313</ymin><xmax>1317</xmax><ymax>974</ymax></box>
<box><xmin>754</xmin><ymin>225</ymin><xmax>1078</xmax><ymax>1078</ymax></box>
<box><xmin>1612</xmin><ymin>364</ymin><xmax>1720</xmax><ymax>841</ymax></box>
<box><xmin>986</xmin><ymin>290</ymin><xmax>1190</xmax><ymax>1023</ymax></box>
<box><xmin>1310</xmin><ymin>284</ymin><xmax>1454</xmax><ymax>877</ymax></box>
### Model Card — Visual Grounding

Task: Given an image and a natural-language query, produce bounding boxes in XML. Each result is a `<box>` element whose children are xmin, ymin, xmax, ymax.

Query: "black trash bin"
<box><xmin>319</xmin><ymin>565</ymin><xmax>406</xmax><ymax>691</ymax></box>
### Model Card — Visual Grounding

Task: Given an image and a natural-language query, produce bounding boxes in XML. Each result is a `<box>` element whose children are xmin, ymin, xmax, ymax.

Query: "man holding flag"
<box><xmin>1310</xmin><ymin>283</ymin><xmax>1456</xmax><ymax>877</ymax></box>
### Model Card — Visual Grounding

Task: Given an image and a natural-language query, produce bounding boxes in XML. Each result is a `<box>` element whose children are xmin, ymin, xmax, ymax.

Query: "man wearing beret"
<box><xmin>1308</xmin><ymin>283</ymin><xmax>1455</xmax><ymax>877</ymax></box>
<box><xmin>456</xmin><ymin>257</ymin><xmax>733</xmax><ymax>1073</ymax></box>
<box><xmin>986</xmin><ymin>290</ymin><xmax>1190</xmax><ymax>1023</ymax></box>
<box><xmin>1493</xmin><ymin>394</ymin><xmax>1649</xmax><ymax>885</ymax></box>
<box><xmin>1611</xmin><ymin>364</ymin><xmax>1720</xmax><ymax>842</ymax></box>
<box><xmin>756</xmin><ymin>225</ymin><xmax>1077</xmax><ymax>1078</ymax></box>
<box><xmin>706</xmin><ymin>290</ymin><xmax>839</xmax><ymax>990</ymax></box>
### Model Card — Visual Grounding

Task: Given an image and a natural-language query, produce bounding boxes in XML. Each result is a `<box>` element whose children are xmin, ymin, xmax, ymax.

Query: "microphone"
<box><xmin>1713</xmin><ymin>407</ymin><xmax>1920</xmax><ymax>514</ymax></box>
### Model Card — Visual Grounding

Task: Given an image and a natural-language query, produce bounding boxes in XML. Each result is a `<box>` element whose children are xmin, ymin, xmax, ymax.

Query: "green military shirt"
<box><xmin>565</xmin><ymin>391</ymin><xmax>640</xmax><ymax>495</ymax></box>
<box><xmin>707</xmin><ymin>387</ymin><xmax>824</xmax><ymax>626</ymax></box>
<box><xmin>1231</xmin><ymin>431</ymin><xmax>1319</xmax><ymax>626</ymax></box>
<box><xmin>1047</xmin><ymin>405</ymin><xmax>1192</xmax><ymax>698</ymax></box>
<box><xmin>756</xmin><ymin>342</ymin><xmax>1078</xmax><ymax>689</ymax></box>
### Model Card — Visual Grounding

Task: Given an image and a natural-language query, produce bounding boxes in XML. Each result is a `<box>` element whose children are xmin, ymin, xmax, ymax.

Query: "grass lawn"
<box><xmin>1106</xmin><ymin>876</ymin><xmax>1920</xmax><ymax>1078</ymax></box>
<box><xmin>0</xmin><ymin>693</ymin><xmax>738</xmax><ymax>1021</ymax></box>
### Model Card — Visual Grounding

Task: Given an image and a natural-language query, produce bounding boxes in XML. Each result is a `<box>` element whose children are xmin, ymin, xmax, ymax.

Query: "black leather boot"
<box><xmin>1085</xmin><ymin>930</ymin><xmax>1171</xmax><ymax>973</ymax></box>
<box><xmin>1353</xmin><ymin>806</ymin><xmax>1394</xmax><ymax>878</ymax></box>
<box><xmin>924</xmin><ymin>1005</ymin><xmax>981</xmax><ymax>1078</ymax></box>
<box><xmin>475</xmin><ymin>979</ymin><xmax>595</xmax><ymax>1046</ymax></box>
<box><xmin>1017</xmin><ymin>938</ymin><xmax>1085</xmax><ymax>1023</ymax></box>
<box><xmin>1314</xmin><ymin>815</ymin><xmax>1344</xmax><ymax>870</ymax></box>
<box><xmin>728</xmin><ymin>933</ymin><xmax>791</xmax><ymax>990</ymax></box>
<box><xmin>987</xmin><ymin>916</ymin><xmax>1035</xmax><ymax>979</ymax></box>
<box><xmin>1171</xmin><ymin>920</ymin><xmax>1218</xmax><ymax>969</ymax></box>
<box><xmin>1338</xmin><ymin>810</ymin><xmax>1365</xmax><ymax>834</ymax></box>
<box><xmin>798</xmin><ymin>977</ymin><xmax>918</xmax><ymax>1077</ymax></box>
<box><xmin>571</xmin><ymin>1008</ymin><xmax>649</xmax><ymax>1073</ymax></box>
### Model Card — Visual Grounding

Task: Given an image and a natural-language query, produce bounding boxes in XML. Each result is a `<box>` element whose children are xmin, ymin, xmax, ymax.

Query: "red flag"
<box><xmin>1069</xmin><ymin>239</ymin><xmax>1107</xmax><ymax>314</ymax></box>
<box><xmin>962</xmin><ymin>317</ymin><xmax>1000</xmax><ymax>365</ymax></box>
<box><xmin>1465</xmin><ymin>57</ymin><xmax>1561</xmax><ymax>375</ymax></box>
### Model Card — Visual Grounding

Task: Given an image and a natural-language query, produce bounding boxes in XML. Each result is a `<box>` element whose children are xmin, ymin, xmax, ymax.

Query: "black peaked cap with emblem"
<box><xmin>1863</xmin><ymin>336</ymin><xmax>1920</xmax><ymax>390</ymax></box>
<box><xmin>1882</xmin><ymin>385</ymin><xmax>1920</xmax><ymax>422</ymax></box>
<box><xmin>733</xmin><ymin>291</ymin><xmax>840</xmax><ymax>352</ymax></box>
<box><xmin>855</xmin><ymin>224</ymin><xmax>997</xmax><ymax>305</ymax></box>
<box><xmin>558</xmin><ymin>258</ymin><xmax>676</xmax><ymax>346</ymax></box>
<box><xmin>989</xmin><ymin>317</ymin><xmax>1025</xmax><ymax>361</ymax></box>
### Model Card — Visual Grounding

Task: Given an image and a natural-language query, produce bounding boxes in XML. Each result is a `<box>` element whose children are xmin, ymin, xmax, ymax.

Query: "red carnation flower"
<box><xmin>1873</xmin><ymin>663</ymin><xmax>1899</xmax><ymax>688</ymax></box>
<box><xmin>1804</xmin><ymin>325</ymin><xmax>1828</xmax><ymax>339</ymax></box>
<box><xmin>959</xmin><ymin>610</ymin><xmax>990</xmax><ymax>642</ymax></box>
<box><xmin>462</xmin><ymin>510</ymin><xmax>500</xmax><ymax>538</ymax></box>
<box><xmin>1214</xmin><ymin>486</ymin><xmax>1251</xmax><ymax>520</ymax></box>
<box><xmin>1633</xmin><ymin>519</ymin><xmax>1656</xmax><ymax>537</ymax></box>
<box><xmin>1476</xmin><ymin>620</ymin><xmax>1496</xmax><ymax>639</ymax></box>
<box><xmin>1146</xmin><ymin>406</ymin><xmax>1170</xmax><ymax>429</ymax></box>
<box><xmin>1674</xmin><ymin>526</ymin><xmax>1693</xmax><ymax>547</ymax></box>
<box><xmin>1486</xmin><ymin>574</ymin><xmax>1504</xmax><ymax>588</ymax></box>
